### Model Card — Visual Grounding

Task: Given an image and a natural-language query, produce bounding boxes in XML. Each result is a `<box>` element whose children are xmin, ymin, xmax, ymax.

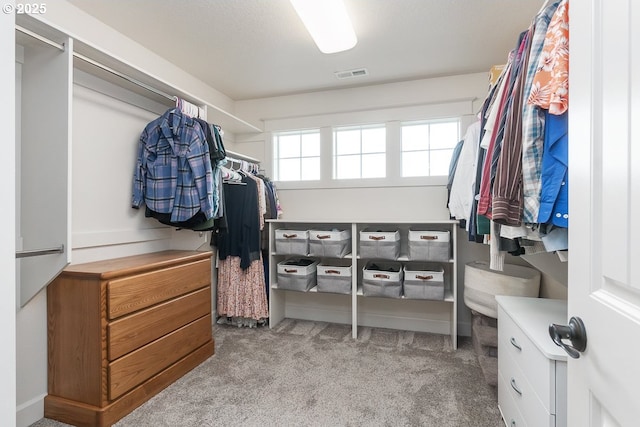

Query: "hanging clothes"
<box><xmin>446</xmin><ymin>0</ymin><xmax>568</xmax><ymax>270</ymax></box>
<box><xmin>132</xmin><ymin>107</ymin><xmax>214</xmax><ymax>222</ymax></box>
<box><xmin>213</xmin><ymin>161</ymin><xmax>278</xmax><ymax>323</ymax></box>
<box><xmin>521</xmin><ymin>0</ymin><xmax>563</xmax><ymax>223</ymax></box>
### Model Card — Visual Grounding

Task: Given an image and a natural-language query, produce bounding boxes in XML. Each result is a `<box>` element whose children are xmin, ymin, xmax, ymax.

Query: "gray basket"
<box><xmin>275</xmin><ymin>229</ymin><xmax>309</xmax><ymax>255</ymax></box>
<box><xmin>277</xmin><ymin>258</ymin><xmax>319</xmax><ymax>292</ymax></box>
<box><xmin>408</xmin><ymin>230</ymin><xmax>450</xmax><ymax>261</ymax></box>
<box><xmin>309</xmin><ymin>229</ymin><xmax>351</xmax><ymax>258</ymax></box>
<box><xmin>362</xmin><ymin>261</ymin><xmax>403</xmax><ymax>298</ymax></box>
<box><xmin>359</xmin><ymin>229</ymin><xmax>400</xmax><ymax>260</ymax></box>
<box><xmin>403</xmin><ymin>262</ymin><xmax>445</xmax><ymax>300</ymax></box>
<box><xmin>317</xmin><ymin>261</ymin><xmax>352</xmax><ymax>294</ymax></box>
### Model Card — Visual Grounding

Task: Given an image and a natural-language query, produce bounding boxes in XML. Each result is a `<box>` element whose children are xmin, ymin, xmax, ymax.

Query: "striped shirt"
<box><xmin>492</xmin><ymin>27</ymin><xmax>533</xmax><ymax>226</ymax></box>
<box><xmin>132</xmin><ymin>108</ymin><xmax>214</xmax><ymax>222</ymax></box>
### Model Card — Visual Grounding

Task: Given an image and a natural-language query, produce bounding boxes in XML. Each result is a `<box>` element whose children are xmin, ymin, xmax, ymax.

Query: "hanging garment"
<box><xmin>528</xmin><ymin>0</ymin><xmax>569</xmax><ymax>115</ymax></box>
<box><xmin>217</xmin><ymin>255</ymin><xmax>268</xmax><ymax>321</ymax></box>
<box><xmin>491</xmin><ymin>28</ymin><xmax>533</xmax><ymax>227</ymax></box>
<box><xmin>521</xmin><ymin>0</ymin><xmax>563</xmax><ymax>223</ymax></box>
<box><xmin>216</xmin><ymin>175</ymin><xmax>261</xmax><ymax>270</ymax></box>
<box><xmin>537</xmin><ymin>111</ymin><xmax>568</xmax><ymax>227</ymax></box>
<box><xmin>132</xmin><ymin>108</ymin><xmax>214</xmax><ymax>222</ymax></box>
<box><xmin>448</xmin><ymin>121</ymin><xmax>481</xmax><ymax>224</ymax></box>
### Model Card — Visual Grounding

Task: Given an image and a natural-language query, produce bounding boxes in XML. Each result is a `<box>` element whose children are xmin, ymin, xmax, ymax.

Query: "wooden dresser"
<box><xmin>44</xmin><ymin>250</ymin><xmax>215</xmax><ymax>427</ymax></box>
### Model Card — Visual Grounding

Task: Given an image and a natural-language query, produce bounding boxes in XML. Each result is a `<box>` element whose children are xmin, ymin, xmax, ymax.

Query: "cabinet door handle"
<box><xmin>510</xmin><ymin>420</ymin><xmax>516</xmax><ymax>427</ymax></box>
<box><xmin>510</xmin><ymin>378</ymin><xmax>522</xmax><ymax>396</ymax></box>
<box><xmin>510</xmin><ymin>337</ymin><xmax>522</xmax><ymax>351</ymax></box>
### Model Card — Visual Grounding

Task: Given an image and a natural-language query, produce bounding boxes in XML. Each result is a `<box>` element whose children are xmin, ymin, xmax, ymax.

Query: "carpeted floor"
<box><xmin>31</xmin><ymin>319</ymin><xmax>502</xmax><ymax>427</ymax></box>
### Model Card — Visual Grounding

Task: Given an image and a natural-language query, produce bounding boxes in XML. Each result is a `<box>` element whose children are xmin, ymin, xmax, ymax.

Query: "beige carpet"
<box><xmin>32</xmin><ymin>319</ymin><xmax>501</xmax><ymax>427</ymax></box>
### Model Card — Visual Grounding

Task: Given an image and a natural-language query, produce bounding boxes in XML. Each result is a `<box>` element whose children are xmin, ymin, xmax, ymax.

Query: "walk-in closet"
<box><xmin>3</xmin><ymin>1</ymin><xmax>639</xmax><ymax>426</ymax></box>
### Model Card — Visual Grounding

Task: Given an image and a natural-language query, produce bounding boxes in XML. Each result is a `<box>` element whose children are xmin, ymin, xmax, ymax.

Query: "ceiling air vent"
<box><xmin>334</xmin><ymin>68</ymin><xmax>369</xmax><ymax>80</ymax></box>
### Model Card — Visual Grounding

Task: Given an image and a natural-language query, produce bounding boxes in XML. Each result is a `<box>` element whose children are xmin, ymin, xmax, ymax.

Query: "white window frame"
<box><xmin>400</xmin><ymin>118</ymin><xmax>462</xmax><ymax>178</ymax></box>
<box><xmin>272</xmin><ymin>129</ymin><xmax>321</xmax><ymax>182</ymax></box>
<box><xmin>333</xmin><ymin>124</ymin><xmax>387</xmax><ymax>180</ymax></box>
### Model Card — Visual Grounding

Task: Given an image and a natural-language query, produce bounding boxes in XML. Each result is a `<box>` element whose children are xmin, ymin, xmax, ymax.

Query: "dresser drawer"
<box><xmin>499</xmin><ymin>340</ymin><xmax>555</xmax><ymax>427</ymax></box>
<box><xmin>107</xmin><ymin>258</ymin><xmax>211</xmax><ymax>319</ymax></box>
<box><xmin>108</xmin><ymin>314</ymin><xmax>212</xmax><ymax>400</ymax></box>
<box><xmin>108</xmin><ymin>288</ymin><xmax>211</xmax><ymax>360</ymax></box>
<box><xmin>498</xmin><ymin>370</ymin><xmax>528</xmax><ymax>427</ymax></box>
<box><xmin>498</xmin><ymin>306</ymin><xmax>556</xmax><ymax>413</ymax></box>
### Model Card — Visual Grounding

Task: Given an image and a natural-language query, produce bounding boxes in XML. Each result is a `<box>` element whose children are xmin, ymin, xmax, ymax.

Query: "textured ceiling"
<box><xmin>67</xmin><ymin>0</ymin><xmax>544</xmax><ymax>100</ymax></box>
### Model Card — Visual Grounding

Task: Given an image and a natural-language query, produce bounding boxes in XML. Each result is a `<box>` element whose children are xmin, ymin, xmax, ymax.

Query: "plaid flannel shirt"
<box><xmin>132</xmin><ymin>108</ymin><xmax>214</xmax><ymax>222</ymax></box>
<box><xmin>521</xmin><ymin>0</ymin><xmax>562</xmax><ymax>223</ymax></box>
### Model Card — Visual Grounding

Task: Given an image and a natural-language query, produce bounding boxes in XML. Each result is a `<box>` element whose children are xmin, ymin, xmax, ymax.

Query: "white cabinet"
<box><xmin>496</xmin><ymin>296</ymin><xmax>567</xmax><ymax>427</ymax></box>
<box><xmin>268</xmin><ymin>220</ymin><xmax>459</xmax><ymax>348</ymax></box>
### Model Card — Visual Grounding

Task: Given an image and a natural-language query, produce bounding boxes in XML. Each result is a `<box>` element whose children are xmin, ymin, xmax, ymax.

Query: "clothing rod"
<box><xmin>73</xmin><ymin>52</ymin><xmax>176</xmax><ymax>102</ymax></box>
<box><xmin>15</xmin><ymin>25</ymin><xmax>65</xmax><ymax>51</ymax></box>
<box><xmin>16</xmin><ymin>24</ymin><xmax>176</xmax><ymax>102</ymax></box>
<box><xmin>16</xmin><ymin>245</ymin><xmax>65</xmax><ymax>259</ymax></box>
<box><xmin>225</xmin><ymin>150</ymin><xmax>260</xmax><ymax>164</ymax></box>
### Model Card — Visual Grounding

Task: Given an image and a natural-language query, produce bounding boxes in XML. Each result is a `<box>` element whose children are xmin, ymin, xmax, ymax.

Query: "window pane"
<box><xmin>301</xmin><ymin>157</ymin><xmax>320</xmax><ymax>180</ymax></box>
<box><xmin>362</xmin><ymin>153</ymin><xmax>386</xmax><ymax>178</ymax></box>
<box><xmin>402</xmin><ymin>125</ymin><xmax>428</xmax><ymax>151</ymax></box>
<box><xmin>336</xmin><ymin>129</ymin><xmax>361</xmax><ymax>155</ymax></box>
<box><xmin>278</xmin><ymin>134</ymin><xmax>301</xmax><ymax>158</ymax></box>
<box><xmin>336</xmin><ymin>155</ymin><xmax>360</xmax><ymax>179</ymax></box>
<box><xmin>301</xmin><ymin>132</ymin><xmax>320</xmax><ymax>157</ymax></box>
<box><xmin>402</xmin><ymin>151</ymin><xmax>429</xmax><ymax>177</ymax></box>
<box><xmin>278</xmin><ymin>158</ymin><xmax>300</xmax><ymax>181</ymax></box>
<box><xmin>430</xmin><ymin>122</ymin><xmax>459</xmax><ymax>149</ymax></box>
<box><xmin>362</xmin><ymin>127</ymin><xmax>385</xmax><ymax>153</ymax></box>
<box><xmin>429</xmin><ymin>149</ymin><xmax>453</xmax><ymax>176</ymax></box>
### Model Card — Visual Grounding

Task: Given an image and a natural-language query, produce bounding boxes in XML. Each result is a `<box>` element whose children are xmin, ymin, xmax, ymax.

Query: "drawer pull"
<box><xmin>509</xmin><ymin>337</ymin><xmax>522</xmax><ymax>351</ymax></box>
<box><xmin>511</xmin><ymin>420</ymin><xmax>516</xmax><ymax>427</ymax></box>
<box><xmin>510</xmin><ymin>377</ymin><xmax>523</xmax><ymax>396</ymax></box>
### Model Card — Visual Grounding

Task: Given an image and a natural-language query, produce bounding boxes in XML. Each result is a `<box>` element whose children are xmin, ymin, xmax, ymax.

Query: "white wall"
<box><xmin>2</xmin><ymin>5</ymin><xmax>16</xmax><ymax>427</ymax></box>
<box><xmin>235</xmin><ymin>72</ymin><xmax>568</xmax><ymax>334</ymax></box>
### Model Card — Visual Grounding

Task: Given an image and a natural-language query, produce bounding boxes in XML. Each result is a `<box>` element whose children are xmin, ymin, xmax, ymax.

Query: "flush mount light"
<box><xmin>290</xmin><ymin>0</ymin><xmax>358</xmax><ymax>54</ymax></box>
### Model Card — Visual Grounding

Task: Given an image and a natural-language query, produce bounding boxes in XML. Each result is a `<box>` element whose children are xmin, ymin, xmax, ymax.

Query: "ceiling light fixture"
<box><xmin>290</xmin><ymin>0</ymin><xmax>358</xmax><ymax>54</ymax></box>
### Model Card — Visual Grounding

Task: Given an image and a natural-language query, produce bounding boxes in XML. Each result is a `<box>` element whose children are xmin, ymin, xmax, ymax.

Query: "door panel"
<box><xmin>568</xmin><ymin>0</ymin><xmax>640</xmax><ymax>425</ymax></box>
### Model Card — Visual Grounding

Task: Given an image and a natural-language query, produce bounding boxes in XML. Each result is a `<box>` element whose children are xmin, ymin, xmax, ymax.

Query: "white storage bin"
<box><xmin>309</xmin><ymin>229</ymin><xmax>351</xmax><ymax>258</ymax></box>
<box><xmin>317</xmin><ymin>260</ymin><xmax>352</xmax><ymax>294</ymax></box>
<box><xmin>277</xmin><ymin>258</ymin><xmax>319</xmax><ymax>292</ymax></box>
<box><xmin>403</xmin><ymin>262</ymin><xmax>445</xmax><ymax>300</ymax></box>
<box><xmin>362</xmin><ymin>261</ymin><xmax>403</xmax><ymax>298</ymax></box>
<box><xmin>275</xmin><ymin>229</ymin><xmax>309</xmax><ymax>255</ymax></box>
<box><xmin>359</xmin><ymin>228</ymin><xmax>400</xmax><ymax>260</ymax></box>
<box><xmin>408</xmin><ymin>229</ymin><xmax>451</xmax><ymax>261</ymax></box>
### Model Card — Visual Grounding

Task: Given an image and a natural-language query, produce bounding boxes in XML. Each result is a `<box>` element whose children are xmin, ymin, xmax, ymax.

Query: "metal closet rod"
<box><xmin>16</xmin><ymin>25</ymin><xmax>191</xmax><ymax>104</ymax></box>
<box><xmin>16</xmin><ymin>245</ymin><xmax>65</xmax><ymax>259</ymax></box>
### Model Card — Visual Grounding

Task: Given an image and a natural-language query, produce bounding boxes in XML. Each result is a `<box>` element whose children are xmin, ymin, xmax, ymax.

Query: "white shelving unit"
<box><xmin>268</xmin><ymin>220</ymin><xmax>459</xmax><ymax>349</ymax></box>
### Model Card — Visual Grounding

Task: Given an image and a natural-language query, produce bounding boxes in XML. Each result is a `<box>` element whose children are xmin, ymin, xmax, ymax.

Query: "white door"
<box><xmin>566</xmin><ymin>0</ymin><xmax>640</xmax><ymax>425</ymax></box>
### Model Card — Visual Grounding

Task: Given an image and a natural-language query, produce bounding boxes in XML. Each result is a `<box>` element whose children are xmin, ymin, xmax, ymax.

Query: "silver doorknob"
<box><xmin>549</xmin><ymin>316</ymin><xmax>587</xmax><ymax>359</ymax></box>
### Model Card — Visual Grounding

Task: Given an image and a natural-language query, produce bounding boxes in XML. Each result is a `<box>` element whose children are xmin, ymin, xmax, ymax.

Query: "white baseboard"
<box><xmin>16</xmin><ymin>393</ymin><xmax>45</xmax><ymax>427</ymax></box>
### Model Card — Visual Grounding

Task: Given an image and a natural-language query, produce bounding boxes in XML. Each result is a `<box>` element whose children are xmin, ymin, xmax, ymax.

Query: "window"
<box><xmin>401</xmin><ymin>119</ymin><xmax>460</xmax><ymax>177</ymax></box>
<box><xmin>333</xmin><ymin>125</ymin><xmax>386</xmax><ymax>179</ymax></box>
<box><xmin>273</xmin><ymin>130</ymin><xmax>320</xmax><ymax>181</ymax></box>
